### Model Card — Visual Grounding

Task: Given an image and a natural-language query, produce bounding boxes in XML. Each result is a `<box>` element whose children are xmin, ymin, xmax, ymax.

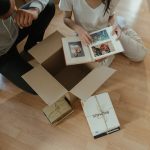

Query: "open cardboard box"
<box><xmin>22</xmin><ymin>31</ymin><xmax>116</xmax><ymax>106</ymax></box>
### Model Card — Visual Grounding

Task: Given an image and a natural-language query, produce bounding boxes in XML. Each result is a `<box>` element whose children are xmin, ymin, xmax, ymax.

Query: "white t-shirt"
<box><xmin>59</xmin><ymin>0</ymin><xmax>120</xmax><ymax>32</ymax></box>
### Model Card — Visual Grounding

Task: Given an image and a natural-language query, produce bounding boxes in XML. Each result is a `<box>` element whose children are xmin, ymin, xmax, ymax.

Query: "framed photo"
<box><xmin>68</xmin><ymin>41</ymin><xmax>85</xmax><ymax>58</ymax></box>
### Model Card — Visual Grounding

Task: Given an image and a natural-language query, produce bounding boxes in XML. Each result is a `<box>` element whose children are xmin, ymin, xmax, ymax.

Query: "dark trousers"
<box><xmin>0</xmin><ymin>0</ymin><xmax>55</xmax><ymax>94</ymax></box>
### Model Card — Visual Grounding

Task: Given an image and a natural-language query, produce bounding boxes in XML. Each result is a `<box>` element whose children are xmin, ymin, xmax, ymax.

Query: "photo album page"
<box><xmin>62</xmin><ymin>26</ymin><xmax>124</xmax><ymax>65</ymax></box>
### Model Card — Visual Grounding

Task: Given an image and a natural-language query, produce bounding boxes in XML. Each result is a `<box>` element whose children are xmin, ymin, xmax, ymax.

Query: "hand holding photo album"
<box><xmin>62</xmin><ymin>26</ymin><xmax>124</xmax><ymax>65</ymax></box>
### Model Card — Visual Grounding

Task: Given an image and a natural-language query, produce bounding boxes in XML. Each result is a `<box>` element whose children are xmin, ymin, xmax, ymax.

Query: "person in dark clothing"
<box><xmin>0</xmin><ymin>0</ymin><xmax>55</xmax><ymax>94</ymax></box>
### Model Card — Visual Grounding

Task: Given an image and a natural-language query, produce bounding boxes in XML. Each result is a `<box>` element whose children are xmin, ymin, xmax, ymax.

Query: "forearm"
<box><xmin>28</xmin><ymin>0</ymin><xmax>49</xmax><ymax>13</ymax></box>
<box><xmin>63</xmin><ymin>12</ymin><xmax>92</xmax><ymax>45</ymax></box>
<box><xmin>64</xmin><ymin>17</ymin><xmax>81</xmax><ymax>33</ymax></box>
<box><xmin>108</xmin><ymin>15</ymin><xmax>115</xmax><ymax>26</ymax></box>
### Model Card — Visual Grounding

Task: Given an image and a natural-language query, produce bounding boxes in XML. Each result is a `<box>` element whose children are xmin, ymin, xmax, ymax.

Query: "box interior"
<box><xmin>41</xmin><ymin>48</ymin><xmax>92</xmax><ymax>91</ymax></box>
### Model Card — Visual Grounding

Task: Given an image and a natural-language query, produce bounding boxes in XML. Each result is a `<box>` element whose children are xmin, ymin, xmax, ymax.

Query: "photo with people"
<box><xmin>91</xmin><ymin>41</ymin><xmax>115</xmax><ymax>57</ymax></box>
<box><xmin>68</xmin><ymin>41</ymin><xmax>85</xmax><ymax>58</ymax></box>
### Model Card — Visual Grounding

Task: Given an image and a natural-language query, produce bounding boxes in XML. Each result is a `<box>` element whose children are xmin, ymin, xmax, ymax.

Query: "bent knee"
<box><xmin>125</xmin><ymin>50</ymin><xmax>147</xmax><ymax>62</ymax></box>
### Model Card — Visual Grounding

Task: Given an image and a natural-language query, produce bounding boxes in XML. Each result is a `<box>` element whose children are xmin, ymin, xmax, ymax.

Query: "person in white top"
<box><xmin>59</xmin><ymin>0</ymin><xmax>147</xmax><ymax>63</ymax></box>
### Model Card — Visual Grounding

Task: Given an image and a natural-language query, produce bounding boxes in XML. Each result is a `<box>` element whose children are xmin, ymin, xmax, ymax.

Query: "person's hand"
<box><xmin>108</xmin><ymin>15</ymin><xmax>115</xmax><ymax>26</ymax></box>
<box><xmin>75</xmin><ymin>26</ymin><xmax>92</xmax><ymax>45</ymax></box>
<box><xmin>14</xmin><ymin>8</ymin><xmax>39</xmax><ymax>28</ymax></box>
<box><xmin>112</xmin><ymin>25</ymin><xmax>122</xmax><ymax>40</ymax></box>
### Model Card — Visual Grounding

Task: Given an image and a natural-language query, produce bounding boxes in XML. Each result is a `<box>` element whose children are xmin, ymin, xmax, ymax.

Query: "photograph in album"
<box><xmin>90</xmin><ymin>41</ymin><xmax>115</xmax><ymax>58</ymax></box>
<box><xmin>90</xmin><ymin>29</ymin><xmax>110</xmax><ymax>42</ymax></box>
<box><xmin>68</xmin><ymin>41</ymin><xmax>85</xmax><ymax>58</ymax></box>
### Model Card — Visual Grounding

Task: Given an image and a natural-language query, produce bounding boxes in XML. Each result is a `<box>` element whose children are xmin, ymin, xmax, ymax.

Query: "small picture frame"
<box><xmin>68</xmin><ymin>41</ymin><xmax>85</xmax><ymax>58</ymax></box>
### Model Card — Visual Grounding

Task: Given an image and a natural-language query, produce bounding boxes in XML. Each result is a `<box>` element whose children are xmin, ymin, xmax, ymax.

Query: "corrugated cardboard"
<box><xmin>22</xmin><ymin>31</ymin><xmax>116</xmax><ymax>106</ymax></box>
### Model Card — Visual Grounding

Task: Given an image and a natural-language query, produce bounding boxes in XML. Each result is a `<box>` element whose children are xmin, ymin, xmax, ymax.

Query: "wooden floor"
<box><xmin>1</xmin><ymin>0</ymin><xmax>150</xmax><ymax>149</ymax></box>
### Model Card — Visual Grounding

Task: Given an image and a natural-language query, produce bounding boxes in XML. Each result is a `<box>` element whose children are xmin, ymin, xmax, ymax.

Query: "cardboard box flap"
<box><xmin>22</xmin><ymin>65</ymin><xmax>68</xmax><ymax>106</ymax></box>
<box><xmin>29</xmin><ymin>31</ymin><xmax>64</xmax><ymax>64</ymax></box>
<box><xmin>70</xmin><ymin>66</ymin><xmax>116</xmax><ymax>100</ymax></box>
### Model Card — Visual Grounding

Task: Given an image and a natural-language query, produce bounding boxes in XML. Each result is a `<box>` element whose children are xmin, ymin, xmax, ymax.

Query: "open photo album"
<box><xmin>62</xmin><ymin>26</ymin><xmax>124</xmax><ymax>65</ymax></box>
